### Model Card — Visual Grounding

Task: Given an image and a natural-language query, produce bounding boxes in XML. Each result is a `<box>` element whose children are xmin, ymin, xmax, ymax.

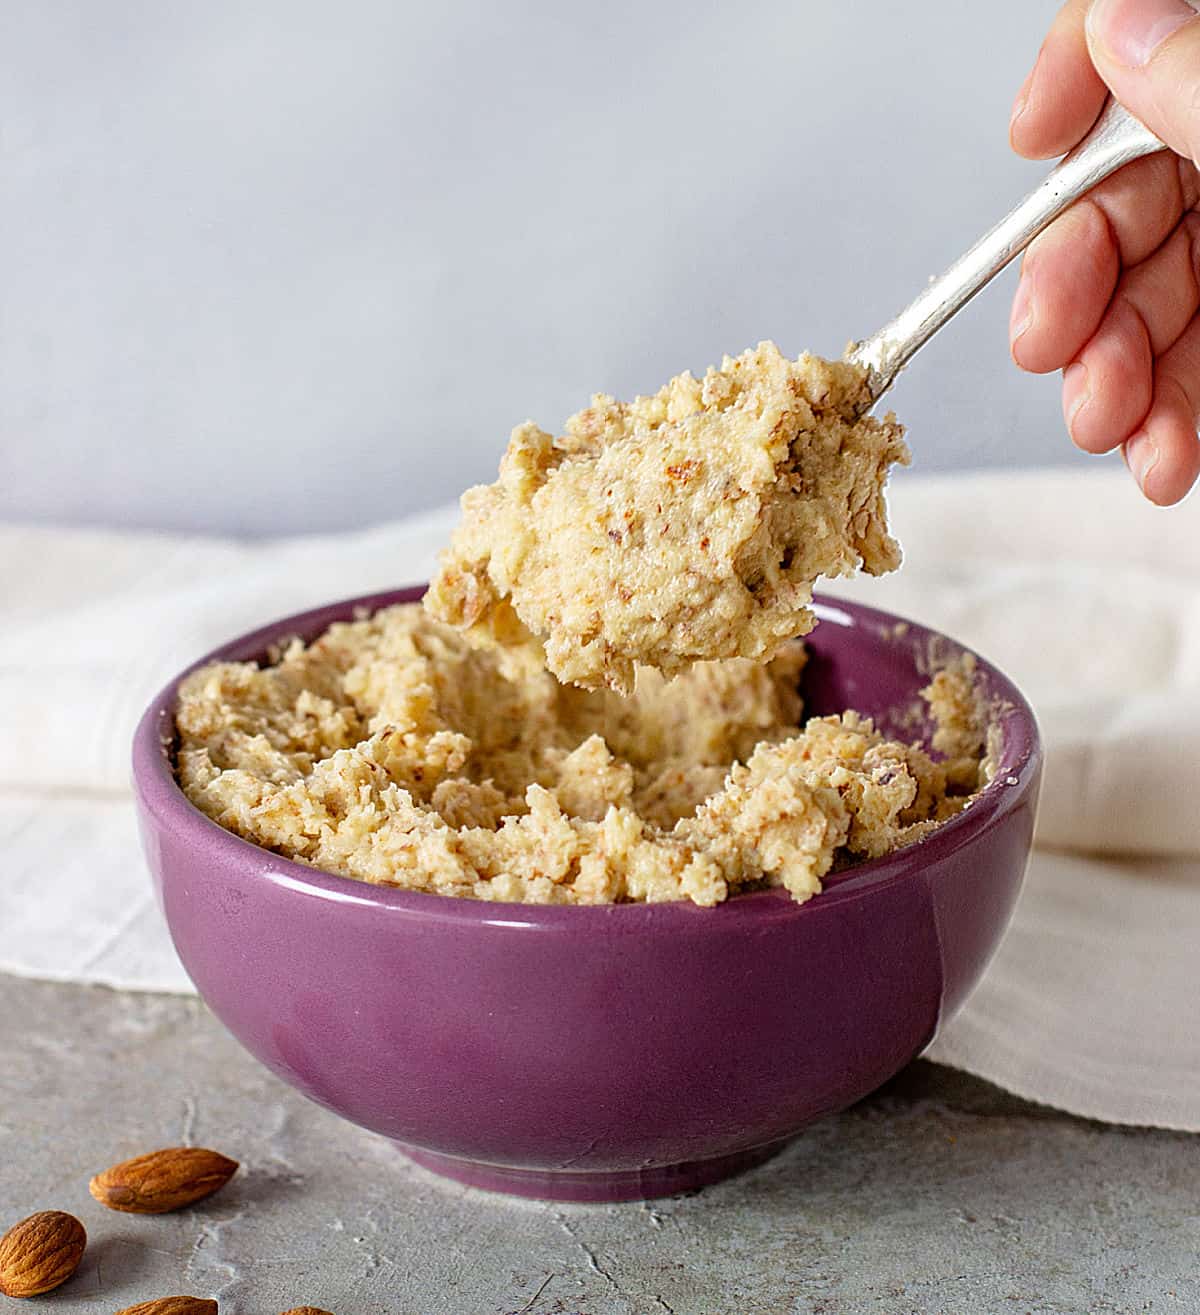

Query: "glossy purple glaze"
<box><xmin>132</xmin><ymin>588</ymin><xmax>1041</xmax><ymax>1202</ymax></box>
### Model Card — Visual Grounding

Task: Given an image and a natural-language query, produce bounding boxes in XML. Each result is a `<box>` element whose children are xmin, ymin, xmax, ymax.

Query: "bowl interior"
<box><xmin>140</xmin><ymin>585</ymin><xmax>1039</xmax><ymax>916</ymax></box>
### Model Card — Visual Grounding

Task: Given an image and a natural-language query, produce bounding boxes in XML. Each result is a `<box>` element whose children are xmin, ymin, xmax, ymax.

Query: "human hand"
<box><xmin>1009</xmin><ymin>0</ymin><xmax>1200</xmax><ymax>504</ymax></box>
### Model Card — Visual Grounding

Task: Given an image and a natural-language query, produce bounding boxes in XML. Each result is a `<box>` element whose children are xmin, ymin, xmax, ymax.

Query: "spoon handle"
<box><xmin>847</xmin><ymin>99</ymin><xmax>1166</xmax><ymax>403</ymax></box>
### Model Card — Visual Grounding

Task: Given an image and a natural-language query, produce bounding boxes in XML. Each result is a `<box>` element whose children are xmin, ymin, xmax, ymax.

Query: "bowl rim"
<box><xmin>132</xmin><ymin>586</ymin><xmax>1041</xmax><ymax>929</ymax></box>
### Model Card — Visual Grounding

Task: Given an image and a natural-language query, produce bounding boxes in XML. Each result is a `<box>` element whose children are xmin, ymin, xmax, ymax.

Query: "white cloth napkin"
<box><xmin>4</xmin><ymin>470</ymin><xmax>1199</xmax><ymax>1130</ymax></box>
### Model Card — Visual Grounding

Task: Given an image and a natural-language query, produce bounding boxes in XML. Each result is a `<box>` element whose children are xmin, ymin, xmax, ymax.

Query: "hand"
<box><xmin>1009</xmin><ymin>0</ymin><xmax>1200</xmax><ymax>505</ymax></box>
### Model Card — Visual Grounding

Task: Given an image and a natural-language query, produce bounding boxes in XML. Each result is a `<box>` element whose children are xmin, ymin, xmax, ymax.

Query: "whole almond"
<box><xmin>0</xmin><ymin>1210</ymin><xmax>87</xmax><ymax>1298</ymax></box>
<box><xmin>90</xmin><ymin>1147</ymin><xmax>238</xmax><ymax>1214</ymax></box>
<box><xmin>113</xmin><ymin>1299</ymin><xmax>217</xmax><ymax>1315</ymax></box>
<box><xmin>281</xmin><ymin>1308</ymin><xmax>335</xmax><ymax>1315</ymax></box>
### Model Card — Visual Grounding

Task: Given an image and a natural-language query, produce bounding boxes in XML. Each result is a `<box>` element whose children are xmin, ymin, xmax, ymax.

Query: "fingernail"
<box><xmin>1010</xmin><ymin>63</ymin><xmax>1036</xmax><ymax>134</ymax></box>
<box><xmin>1125</xmin><ymin>431</ymin><xmax>1160</xmax><ymax>493</ymax></box>
<box><xmin>1010</xmin><ymin>276</ymin><xmax>1035</xmax><ymax>349</ymax></box>
<box><xmin>1010</xmin><ymin>87</ymin><xmax>1029</xmax><ymax>134</ymax></box>
<box><xmin>1087</xmin><ymin>0</ymin><xmax>1199</xmax><ymax>67</ymax></box>
<box><xmin>1063</xmin><ymin>362</ymin><xmax>1091</xmax><ymax>430</ymax></box>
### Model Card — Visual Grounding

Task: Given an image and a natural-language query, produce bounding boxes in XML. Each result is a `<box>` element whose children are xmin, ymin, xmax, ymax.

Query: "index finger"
<box><xmin>1011</xmin><ymin>0</ymin><xmax>1109</xmax><ymax>159</ymax></box>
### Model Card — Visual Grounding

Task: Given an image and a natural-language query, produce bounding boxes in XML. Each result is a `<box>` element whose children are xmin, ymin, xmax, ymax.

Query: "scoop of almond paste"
<box><xmin>426</xmin><ymin>341</ymin><xmax>909</xmax><ymax>693</ymax></box>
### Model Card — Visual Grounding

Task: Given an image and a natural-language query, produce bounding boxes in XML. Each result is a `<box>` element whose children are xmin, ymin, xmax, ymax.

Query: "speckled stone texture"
<box><xmin>2</xmin><ymin>973</ymin><xmax>1196</xmax><ymax>1315</ymax></box>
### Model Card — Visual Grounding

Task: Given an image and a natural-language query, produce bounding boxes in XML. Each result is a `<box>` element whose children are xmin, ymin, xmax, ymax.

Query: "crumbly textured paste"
<box><xmin>425</xmin><ymin>342</ymin><xmax>910</xmax><ymax>693</ymax></box>
<box><xmin>176</xmin><ymin>604</ymin><xmax>988</xmax><ymax>907</ymax></box>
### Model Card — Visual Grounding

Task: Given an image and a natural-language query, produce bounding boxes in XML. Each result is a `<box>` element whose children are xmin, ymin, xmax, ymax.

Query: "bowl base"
<box><xmin>398</xmin><ymin>1138</ymin><xmax>791</xmax><ymax>1202</ymax></box>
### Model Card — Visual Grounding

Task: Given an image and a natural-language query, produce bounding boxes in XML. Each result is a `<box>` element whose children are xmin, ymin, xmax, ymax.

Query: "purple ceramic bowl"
<box><xmin>132</xmin><ymin>587</ymin><xmax>1040</xmax><ymax>1203</ymax></box>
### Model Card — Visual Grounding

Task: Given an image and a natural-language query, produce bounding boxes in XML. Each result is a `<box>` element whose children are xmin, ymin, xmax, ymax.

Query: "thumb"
<box><xmin>1086</xmin><ymin>0</ymin><xmax>1200</xmax><ymax>165</ymax></box>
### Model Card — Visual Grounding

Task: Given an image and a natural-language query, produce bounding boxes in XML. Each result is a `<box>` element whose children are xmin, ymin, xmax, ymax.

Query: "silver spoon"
<box><xmin>846</xmin><ymin>99</ymin><xmax>1166</xmax><ymax>404</ymax></box>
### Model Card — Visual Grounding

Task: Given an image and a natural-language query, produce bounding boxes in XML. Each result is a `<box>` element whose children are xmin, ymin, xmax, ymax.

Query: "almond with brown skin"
<box><xmin>90</xmin><ymin>1147</ymin><xmax>239</xmax><ymax>1214</ymax></box>
<box><xmin>0</xmin><ymin>1210</ymin><xmax>87</xmax><ymax>1298</ymax></box>
<box><xmin>113</xmin><ymin>1299</ymin><xmax>217</xmax><ymax>1315</ymax></box>
<box><xmin>281</xmin><ymin>1308</ymin><xmax>335</xmax><ymax>1315</ymax></box>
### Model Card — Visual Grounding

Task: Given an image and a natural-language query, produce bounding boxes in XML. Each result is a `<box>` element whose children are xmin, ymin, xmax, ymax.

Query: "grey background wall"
<box><xmin>4</xmin><ymin>0</ymin><xmax>1078</xmax><ymax>537</ymax></box>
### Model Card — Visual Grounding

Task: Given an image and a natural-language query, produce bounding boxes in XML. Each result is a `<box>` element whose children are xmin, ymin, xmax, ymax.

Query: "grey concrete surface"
<box><xmin>2</xmin><ymin>974</ymin><xmax>1197</xmax><ymax>1315</ymax></box>
<box><xmin>3</xmin><ymin>0</ymin><xmax>1081</xmax><ymax>539</ymax></box>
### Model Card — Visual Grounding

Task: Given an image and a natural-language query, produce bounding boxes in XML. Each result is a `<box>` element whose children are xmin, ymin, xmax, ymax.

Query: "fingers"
<box><xmin>1062</xmin><ymin>299</ymin><xmax>1154</xmax><ymax>452</ymax></box>
<box><xmin>1010</xmin><ymin>0</ymin><xmax>1200</xmax><ymax>505</ymax></box>
<box><xmin>1124</xmin><ymin>318</ymin><xmax>1200</xmax><ymax>505</ymax></box>
<box><xmin>1065</xmin><ymin>214</ymin><xmax>1200</xmax><ymax>453</ymax></box>
<box><xmin>1010</xmin><ymin>153</ymin><xmax>1195</xmax><ymax>372</ymax></box>
<box><xmin>1086</xmin><ymin>0</ymin><xmax>1200</xmax><ymax>167</ymax></box>
<box><xmin>1083</xmin><ymin>151</ymin><xmax>1198</xmax><ymax>267</ymax></box>
<box><xmin>1011</xmin><ymin>0</ymin><xmax>1108</xmax><ymax>159</ymax></box>
<box><xmin>1117</xmin><ymin>211</ymin><xmax>1200</xmax><ymax>353</ymax></box>
<box><xmin>1011</xmin><ymin>202</ymin><xmax>1118</xmax><ymax>373</ymax></box>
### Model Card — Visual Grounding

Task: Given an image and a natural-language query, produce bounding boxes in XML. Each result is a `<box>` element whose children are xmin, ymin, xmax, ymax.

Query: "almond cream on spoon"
<box><xmin>428</xmin><ymin>101</ymin><xmax>1163</xmax><ymax>694</ymax></box>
